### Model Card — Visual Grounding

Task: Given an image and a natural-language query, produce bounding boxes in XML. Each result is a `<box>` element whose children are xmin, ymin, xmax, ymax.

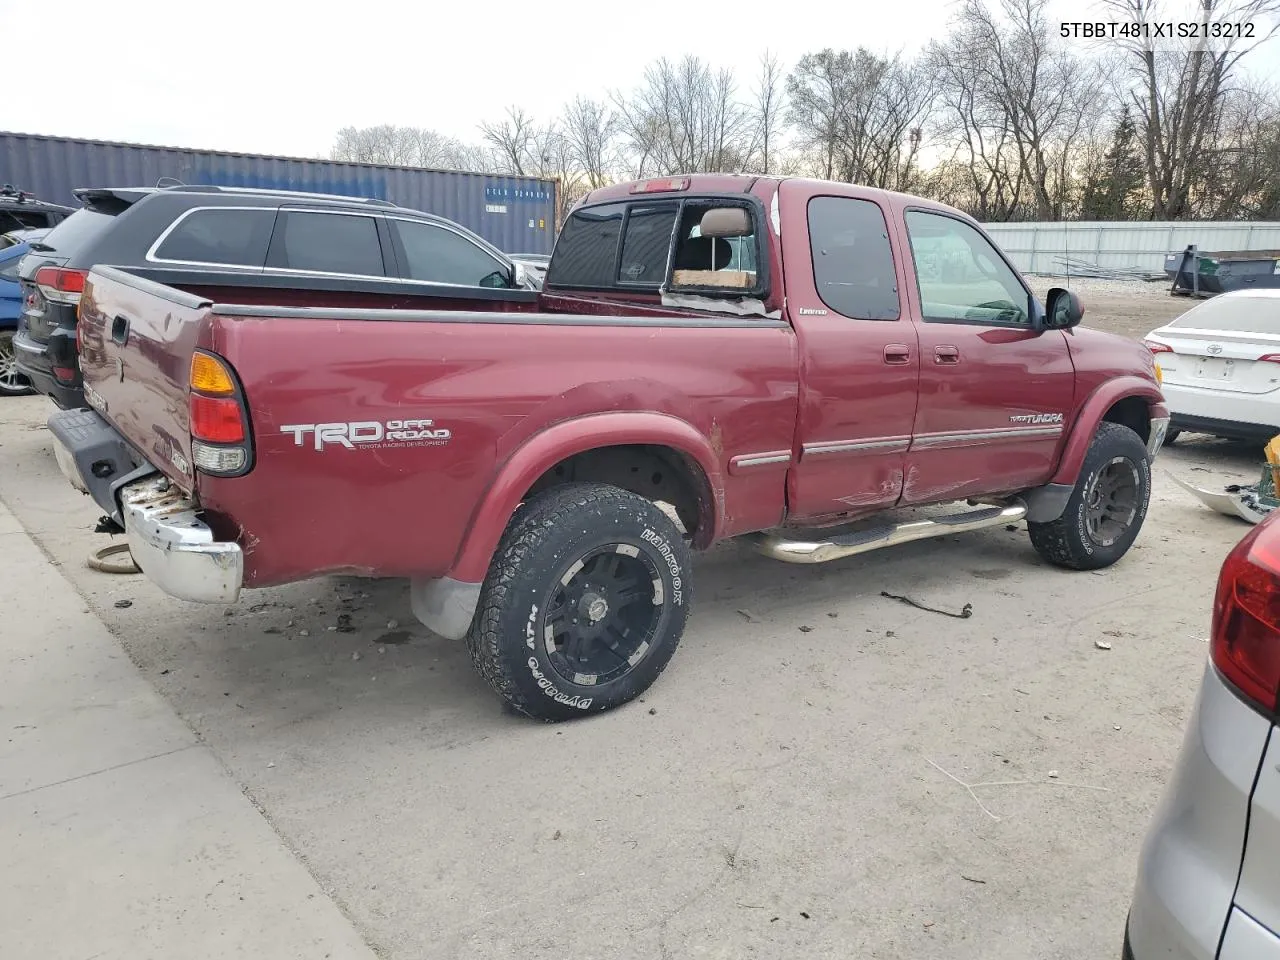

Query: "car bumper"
<box><xmin>49</xmin><ymin>408</ymin><xmax>243</xmax><ymax>605</ymax></box>
<box><xmin>1126</xmin><ymin>665</ymin><xmax>1272</xmax><ymax>959</ymax></box>
<box><xmin>1161</xmin><ymin>382</ymin><xmax>1280</xmax><ymax>441</ymax></box>
<box><xmin>1148</xmin><ymin>416</ymin><xmax>1171</xmax><ymax>459</ymax></box>
<box><xmin>13</xmin><ymin>325</ymin><xmax>84</xmax><ymax>409</ymax></box>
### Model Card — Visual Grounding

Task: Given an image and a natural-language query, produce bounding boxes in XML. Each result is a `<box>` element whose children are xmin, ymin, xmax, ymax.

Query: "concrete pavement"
<box><xmin>0</xmin><ymin>501</ymin><xmax>378</xmax><ymax>960</ymax></box>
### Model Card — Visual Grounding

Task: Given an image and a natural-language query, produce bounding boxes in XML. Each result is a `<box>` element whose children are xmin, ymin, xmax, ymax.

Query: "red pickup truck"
<box><xmin>50</xmin><ymin>174</ymin><xmax>1168</xmax><ymax>720</ymax></box>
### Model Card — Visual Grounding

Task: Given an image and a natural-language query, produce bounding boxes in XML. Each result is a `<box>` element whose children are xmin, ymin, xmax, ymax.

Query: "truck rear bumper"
<box><xmin>49</xmin><ymin>409</ymin><xmax>243</xmax><ymax>605</ymax></box>
<box><xmin>119</xmin><ymin>478</ymin><xmax>243</xmax><ymax>605</ymax></box>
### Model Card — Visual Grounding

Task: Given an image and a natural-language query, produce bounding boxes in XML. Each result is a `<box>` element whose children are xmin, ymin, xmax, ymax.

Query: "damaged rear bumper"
<box><xmin>49</xmin><ymin>408</ymin><xmax>243</xmax><ymax>604</ymax></box>
<box><xmin>119</xmin><ymin>478</ymin><xmax>243</xmax><ymax>604</ymax></box>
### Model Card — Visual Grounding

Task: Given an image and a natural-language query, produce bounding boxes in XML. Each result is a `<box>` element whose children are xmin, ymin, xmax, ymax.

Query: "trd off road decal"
<box><xmin>280</xmin><ymin>420</ymin><xmax>451</xmax><ymax>451</ymax></box>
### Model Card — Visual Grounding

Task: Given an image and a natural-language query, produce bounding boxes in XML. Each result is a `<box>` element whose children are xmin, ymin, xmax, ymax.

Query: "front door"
<box><xmin>782</xmin><ymin>184</ymin><xmax>921</xmax><ymax>520</ymax></box>
<box><xmin>896</xmin><ymin>207</ymin><xmax>1075</xmax><ymax>505</ymax></box>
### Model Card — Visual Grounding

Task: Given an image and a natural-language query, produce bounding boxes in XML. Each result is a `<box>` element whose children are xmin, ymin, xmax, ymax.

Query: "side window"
<box><xmin>153</xmin><ymin>208</ymin><xmax>277</xmax><ymax>267</ymax></box>
<box><xmin>270</xmin><ymin>211</ymin><xmax>384</xmax><ymax>277</ymax></box>
<box><xmin>545</xmin><ymin>202</ymin><xmax>624</xmax><ymax>288</ymax></box>
<box><xmin>0</xmin><ymin>255</ymin><xmax>21</xmax><ymax>279</ymax></box>
<box><xmin>904</xmin><ymin>210</ymin><xmax>1030</xmax><ymax>326</ymax></box>
<box><xmin>617</xmin><ymin>204</ymin><xmax>678</xmax><ymax>285</ymax></box>
<box><xmin>670</xmin><ymin>205</ymin><xmax>759</xmax><ymax>291</ymax></box>
<box><xmin>807</xmin><ymin>196</ymin><xmax>899</xmax><ymax>321</ymax></box>
<box><xmin>393</xmin><ymin>220</ymin><xmax>511</xmax><ymax>287</ymax></box>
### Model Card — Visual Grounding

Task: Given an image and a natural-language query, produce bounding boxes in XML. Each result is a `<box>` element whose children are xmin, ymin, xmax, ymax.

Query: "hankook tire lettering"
<box><xmin>641</xmin><ymin>528</ymin><xmax>683</xmax><ymax>606</ymax></box>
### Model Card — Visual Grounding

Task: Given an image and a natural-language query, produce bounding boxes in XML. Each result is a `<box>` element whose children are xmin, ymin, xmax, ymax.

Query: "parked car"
<box><xmin>508</xmin><ymin>254</ymin><xmax>547</xmax><ymax>288</ymax></box>
<box><xmin>15</xmin><ymin>184</ymin><xmax>539</xmax><ymax>409</ymax></box>
<box><xmin>0</xmin><ymin>185</ymin><xmax>75</xmax><ymax>235</ymax></box>
<box><xmin>0</xmin><ymin>227</ymin><xmax>51</xmax><ymax>250</ymax></box>
<box><xmin>1125</xmin><ymin>510</ymin><xmax>1280</xmax><ymax>958</ymax></box>
<box><xmin>0</xmin><ymin>238</ymin><xmax>39</xmax><ymax>394</ymax></box>
<box><xmin>49</xmin><ymin>173</ymin><xmax>1168</xmax><ymax>720</ymax></box>
<box><xmin>1145</xmin><ymin>289</ymin><xmax>1280</xmax><ymax>444</ymax></box>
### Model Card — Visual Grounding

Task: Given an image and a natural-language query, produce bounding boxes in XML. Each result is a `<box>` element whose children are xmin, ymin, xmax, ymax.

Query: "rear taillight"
<box><xmin>1212</xmin><ymin>518</ymin><xmax>1280</xmax><ymax>713</ymax></box>
<box><xmin>1143</xmin><ymin>340</ymin><xmax>1173</xmax><ymax>354</ymax></box>
<box><xmin>34</xmin><ymin>266</ymin><xmax>88</xmax><ymax>305</ymax></box>
<box><xmin>188</xmin><ymin>350</ymin><xmax>251</xmax><ymax>476</ymax></box>
<box><xmin>1258</xmin><ymin>354</ymin><xmax>1280</xmax><ymax>365</ymax></box>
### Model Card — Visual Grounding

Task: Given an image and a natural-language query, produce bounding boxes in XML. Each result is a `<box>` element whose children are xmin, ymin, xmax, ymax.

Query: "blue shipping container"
<box><xmin>0</xmin><ymin>131</ymin><xmax>558</xmax><ymax>255</ymax></box>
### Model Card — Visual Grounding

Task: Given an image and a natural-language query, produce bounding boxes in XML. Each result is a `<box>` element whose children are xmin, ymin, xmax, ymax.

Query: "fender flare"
<box><xmin>446</xmin><ymin>411</ymin><xmax>725</xmax><ymax>584</ymax></box>
<box><xmin>1050</xmin><ymin>377</ymin><xmax>1166</xmax><ymax>487</ymax></box>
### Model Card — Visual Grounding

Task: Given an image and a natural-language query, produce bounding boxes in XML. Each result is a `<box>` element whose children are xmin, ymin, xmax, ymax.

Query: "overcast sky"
<box><xmin>5</xmin><ymin>0</ymin><xmax>1279</xmax><ymax>159</ymax></box>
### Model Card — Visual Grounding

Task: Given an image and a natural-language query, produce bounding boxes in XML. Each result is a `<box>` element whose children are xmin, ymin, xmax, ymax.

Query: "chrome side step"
<box><xmin>750</xmin><ymin>500</ymin><xmax>1028</xmax><ymax>564</ymax></box>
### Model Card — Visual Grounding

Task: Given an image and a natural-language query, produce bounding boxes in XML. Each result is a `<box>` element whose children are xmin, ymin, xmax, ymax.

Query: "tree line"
<box><xmin>330</xmin><ymin>0</ymin><xmax>1280</xmax><ymax>223</ymax></box>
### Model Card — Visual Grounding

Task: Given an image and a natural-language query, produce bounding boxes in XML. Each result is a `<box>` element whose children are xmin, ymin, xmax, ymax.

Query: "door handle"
<box><xmin>934</xmin><ymin>345</ymin><xmax>960</xmax><ymax>364</ymax></box>
<box><xmin>883</xmin><ymin>343</ymin><xmax>911</xmax><ymax>365</ymax></box>
<box><xmin>110</xmin><ymin>315</ymin><xmax>130</xmax><ymax>346</ymax></box>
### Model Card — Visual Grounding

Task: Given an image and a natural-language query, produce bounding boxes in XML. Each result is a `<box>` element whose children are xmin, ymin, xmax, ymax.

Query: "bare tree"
<box><xmin>560</xmin><ymin>96</ymin><xmax>617</xmax><ymax>188</ymax></box>
<box><xmin>747</xmin><ymin>51</ymin><xmax>787</xmax><ymax>174</ymax></box>
<box><xmin>787</xmin><ymin>48</ymin><xmax>934</xmax><ymax>190</ymax></box>
<box><xmin>613</xmin><ymin>56</ymin><xmax>754</xmax><ymax>176</ymax></box>
<box><xmin>479</xmin><ymin>106</ymin><xmax>541</xmax><ymax>177</ymax></box>
<box><xmin>934</xmin><ymin>0</ymin><xmax>1102</xmax><ymax>220</ymax></box>
<box><xmin>330</xmin><ymin>124</ymin><xmax>497</xmax><ymax>172</ymax></box>
<box><xmin>1102</xmin><ymin>0</ymin><xmax>1280</xmax><ymax>218</ymax></box>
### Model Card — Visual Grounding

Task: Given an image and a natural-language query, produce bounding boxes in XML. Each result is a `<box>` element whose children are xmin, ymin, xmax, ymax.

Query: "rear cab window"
<box><xmin>546</xmin><ymin>197</ymin><xmax>766</xmax><ymax>301</ymax></box>
<box><xmin>150</xmin><ymin>208</ymin><xmax>277</xmax><ymax>268</ymax></box>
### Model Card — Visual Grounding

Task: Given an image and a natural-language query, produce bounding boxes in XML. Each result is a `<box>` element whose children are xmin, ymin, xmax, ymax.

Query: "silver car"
<box><xmin>1127</xmin><ymin>510</ymin><xmax>1280</xmax><ymax>957</ymax></box>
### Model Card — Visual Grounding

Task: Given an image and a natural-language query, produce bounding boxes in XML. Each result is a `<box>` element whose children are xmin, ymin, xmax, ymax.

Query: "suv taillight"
<box><xmin>188</xmin><ymin>351</ymin><xmax>252</xmax><ymax>476</ymax></box>
<box><xmin>1212</xmin><ymin>517</ymin><xmax>1280</xmax><ymax>712</ymax></box>
<box><xmin>34</xmin><ymin>266</ymin><xmax>88</xmax><ymax>305</ymax></box>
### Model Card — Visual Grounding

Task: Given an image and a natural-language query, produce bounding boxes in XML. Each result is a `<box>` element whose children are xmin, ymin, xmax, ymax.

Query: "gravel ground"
<box><xmin>0</xmin><ymin>280</ymin><xmax>1249</xmax><ymax>960</ymax></box>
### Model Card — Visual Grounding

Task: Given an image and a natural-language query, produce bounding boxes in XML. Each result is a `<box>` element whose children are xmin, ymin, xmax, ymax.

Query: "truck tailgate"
<box><xmin>77</xmin><ymin>266</ymin><xmax>209</xmax><ymax>495</ymax></box>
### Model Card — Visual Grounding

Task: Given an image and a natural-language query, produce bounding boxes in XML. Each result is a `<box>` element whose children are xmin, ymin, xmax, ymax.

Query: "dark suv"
<box><xmin>0</xmin><ymin>185</ymin><xmax>75</xmax><ymax>234</ymax></box>
<box><xmin>15</xmin><ymin>184</ymin><xmax>533</xmax><ymax>409</ymax></box>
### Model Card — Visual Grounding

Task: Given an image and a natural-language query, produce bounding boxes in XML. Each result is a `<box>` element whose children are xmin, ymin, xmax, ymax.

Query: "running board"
<box><xmin>750</xmin><ymin>500</ymin><xmax>1028</xmax><ymax>564</ymax></box>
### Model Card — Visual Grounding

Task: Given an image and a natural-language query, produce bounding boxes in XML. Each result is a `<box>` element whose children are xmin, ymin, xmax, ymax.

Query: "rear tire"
<box><xmin>466</xmin><ymin>482</ymin><xmax>691</xmax><ymax>721</ymax></box>
<box><xmin>1028</xmin><ymin>422</ymin><xmax>1151</xmax><ymax>571</ymax></box>
<box><xmin>0</xmin><ymin>331</ymin><xmax>33</xmax><ymax>396</ymax></box>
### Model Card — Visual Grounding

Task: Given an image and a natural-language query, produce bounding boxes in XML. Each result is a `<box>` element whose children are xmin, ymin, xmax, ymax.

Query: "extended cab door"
<box><xmin>782</xmin><ymin>182</ymin><xmax>920</xmax><ymax>519</ymax></box>
<box><xmin>896</xmin><ymin>206</ymin><xmax>1074</xmax><ymax>504</ymax></box>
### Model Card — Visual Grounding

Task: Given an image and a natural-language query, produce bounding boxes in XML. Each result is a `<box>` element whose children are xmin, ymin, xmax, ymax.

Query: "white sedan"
<box><xmin>1145</xmin><ymin>289</ymin><xmax>1280</xmax><ymax>444</ymax></box>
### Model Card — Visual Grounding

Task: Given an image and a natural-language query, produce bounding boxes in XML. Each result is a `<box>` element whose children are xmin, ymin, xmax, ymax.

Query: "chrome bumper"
<box><xmin>1148</xmin><ymin>416</ymin><xmax>1171</xmax><ymax>461</ymax></box>
<box><xmin>119</xmin><ymin>478</ymin><xmax>243</xmax><ymax>605</ymax></box>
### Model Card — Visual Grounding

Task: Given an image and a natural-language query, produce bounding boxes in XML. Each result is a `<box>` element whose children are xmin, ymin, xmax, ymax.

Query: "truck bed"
<box><xmin>76</xmin><ymin>265</ymin><xmax>800</xmax><ymax>588</ymax></box>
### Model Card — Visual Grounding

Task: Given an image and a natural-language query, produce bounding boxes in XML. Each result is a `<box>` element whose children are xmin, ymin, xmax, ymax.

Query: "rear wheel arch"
<box><xmin>448</xmin><ymin>414</ymin><xmax>723</xmax><ymax>585</ymax></box>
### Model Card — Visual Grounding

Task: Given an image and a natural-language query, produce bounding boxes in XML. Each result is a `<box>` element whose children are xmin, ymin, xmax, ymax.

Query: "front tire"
<box><xmin>1162</xmin><ymin>427</ymin><xmax>1180</xmax><ymax>446</ymax></box>
<box><xmin>466</xmin><ymin>482</ymin><xmax>692</xmax><ymax>721</ymax></box>
<box><xmin>1028</xmin><ymin>422</ymin><xmax>1151</xmax><ymax>571</ymax></box>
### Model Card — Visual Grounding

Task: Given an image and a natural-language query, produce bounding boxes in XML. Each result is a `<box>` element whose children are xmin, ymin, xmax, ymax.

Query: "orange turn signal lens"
<box><xmin>190</xmin><ymin>351</ymin><xmax>237</xmax><ymax>396</ymax></box>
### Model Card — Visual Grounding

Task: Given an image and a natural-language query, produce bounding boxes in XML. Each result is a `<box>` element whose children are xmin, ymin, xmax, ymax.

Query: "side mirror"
<box><xmin>1045</xmin><ymin>287</ymin><xmax>1084</xmax><ymax>329</ymax></box>
<box><xmin>511</xmin><ymin>261</ymin><xmax>530</xmax><ymax>289</ymax></box>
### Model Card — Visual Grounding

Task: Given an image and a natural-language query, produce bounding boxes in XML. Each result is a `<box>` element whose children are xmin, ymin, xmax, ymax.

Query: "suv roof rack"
<box><xmin>161</xmin><ymin>183</ymin><xmax>396</xmax><ymax>207</ymax></box>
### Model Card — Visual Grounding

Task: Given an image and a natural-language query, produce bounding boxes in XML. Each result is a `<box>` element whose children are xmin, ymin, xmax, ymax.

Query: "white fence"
<box><xmin>982</xmin><ymin>220</ymin><xmax>1280</xmax><ymax>276</ymax></box>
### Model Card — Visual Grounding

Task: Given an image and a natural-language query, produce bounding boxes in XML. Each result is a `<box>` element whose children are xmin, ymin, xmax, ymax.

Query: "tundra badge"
<box><xmin>1009</xmin><ymin>412</ymin><xmax>1064</xmax><ymax>425</ymax></box>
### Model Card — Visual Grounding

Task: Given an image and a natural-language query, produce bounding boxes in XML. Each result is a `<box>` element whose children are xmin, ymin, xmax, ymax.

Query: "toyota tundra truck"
<box><xmin>48</xmin><ymin>174</ymin><xmax>1169</xmax><ymax>721</ymax></box>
